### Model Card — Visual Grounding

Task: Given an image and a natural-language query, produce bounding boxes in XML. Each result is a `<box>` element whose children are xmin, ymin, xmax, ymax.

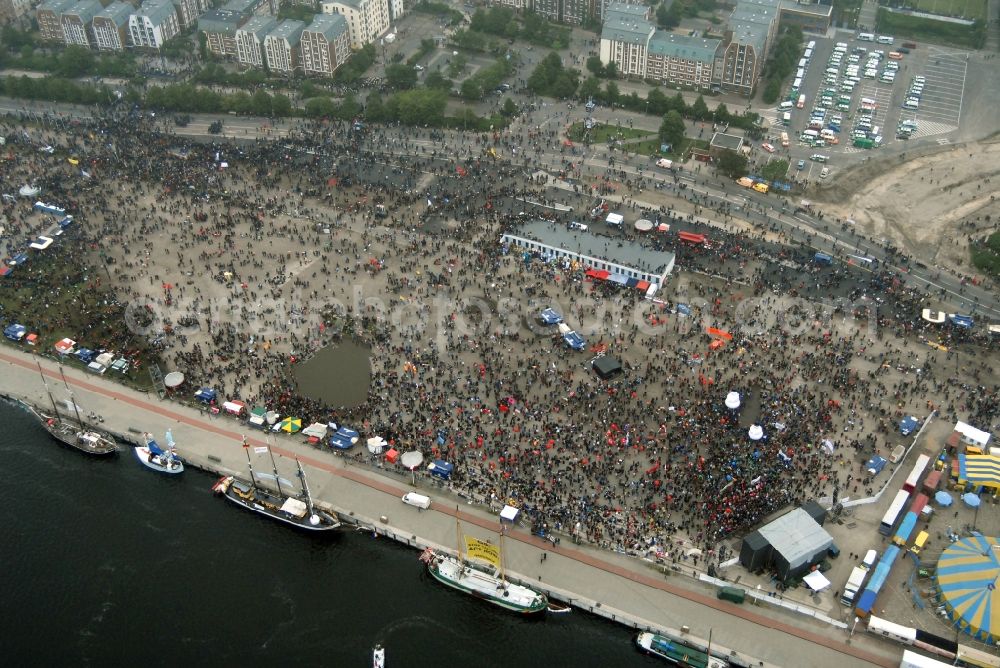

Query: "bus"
<box><xmin>901</xmin><ymin>650</ymin><xmax>952</xmax><ymax>668</ymax></box>
<box><xmin>855</xmin><ymin>545</ymin><xmax>900</xmax><ymax>617</ymax></box>
<box><xmin>957</xmin><ymin>644</ymin><xmax>1000</xmax><ymax>668</ymax></box>
<box><xmin>903</xmin><ymin>454</ymin><xmax>930</xmax><ymax>493</ymax></box>
<box><xmin>879</xmin><ymin>489</ymin><xmax>911</xmax><ymax>535</ymax></box>
<box><xmin>796</xmin><ymin>94</ymin><xmax>806</xmax><ymax>109</ymax></box>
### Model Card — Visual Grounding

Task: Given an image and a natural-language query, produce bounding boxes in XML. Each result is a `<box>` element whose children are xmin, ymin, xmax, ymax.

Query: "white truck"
<box><xmin>841</xmin><ymin>565</ymin><xmax>868</xmax><ymax>606</ymax></box>
<box><xmin>655</xmin><ymin>158</ymin><xmax>673</xmax><ymax>169</ymax></box>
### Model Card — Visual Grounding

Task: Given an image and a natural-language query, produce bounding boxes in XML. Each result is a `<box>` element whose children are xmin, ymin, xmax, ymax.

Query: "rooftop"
<box><xmin>728</xmin><ymin>20</ymin><xmax>768</xmax><ymax>52</ymax></box>
<box><xmin>710</xmin><ymin>132</ymin><xmax>744</xmax><ymax>150</ymax></box>
<box><xmin>648</xmin><ymin>31</ymin><xmax>720</xmax><ymax>63</ymax></box>
<box><xmin>266</xmin><ymin>19</ymin><xmax>306</xmax><ymax>45</ymax></box>
<box><xmin>238</xmin><ymin>14</ymin><xmax>279</xmax><ymax>39</ymax></box>
<box><xmin>778</xmin><ymin>0</ymin><xmax>833</xmax><ymax>17</ymax></box>
<box><xmin>601</xmin><ymin>11</ymin><xmax>654</xmax><ymax>45</ymax></box>
<box><xmin>514</xmin><ymin>219</ymin><xmax>675</xmax><ymax>277</ymax></box>
<box><xmin>198</xmin><ymin>8</ymin><xmax>243</xmax><ymax>34</ymax></box>
<box><xmin>758</xmin><ymin>507</ymin><xmax>833</xmax><ymax>567</ymax></box>
<box><xmin>136</xmin><ymin>0</ymin><xmax>178</xmax><ymax>25</ymax></box>
<box><xmin>64</xmin><ymin>0</ymin><xmax>102</xmax><ymax>22</ymax></box>
<box><xmin>95</xmin><ymin>1</ymin><xmax>133</xmax><ymax>25</ymax></box>
<box><xmin>304</xmin><ymin>12</ymin><xmax>348</xmax><ymax>40</ymax></box>
<box><xmin>38</xmin><ymin>0</ymin><xmax>76</xmax><ymax>13</ymax></box>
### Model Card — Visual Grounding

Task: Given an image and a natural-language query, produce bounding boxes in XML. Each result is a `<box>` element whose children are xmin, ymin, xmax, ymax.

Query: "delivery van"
<box><xmin>402</xmin><ymin>492</ymin><xmax>431</xmax><ymax>509</ymax></box>
<box><xmin>911</xmin><ymin>531</ymin><xmax>929</xmax><ymax>555</ymax></box>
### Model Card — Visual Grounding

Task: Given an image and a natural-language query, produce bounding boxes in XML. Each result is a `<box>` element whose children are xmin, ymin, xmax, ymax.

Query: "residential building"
<box><xmin>263</xmin><ymin>19</ymin><xmax>305</xmax><ymax>73</ymax></box>
<box><xmin>198</xmin><ymin>8</ymin><xmax>245</xmax><ymax>57</ymax></box>
<box><xmin>171</xmin><ymin>0</ymin><xmax>204</xmax><ymax>29</ymax></box>
<box><xmin>776</xmin><ymin>0</ymin><xmax>832</xmax><ymax>33</ymax></box>
<box><xmin>531</xmin><ymin>0</ymin><xmax>591</xmax><ymax>24</ymax></box>
<box><xmin>598</xmin><ymin>3</ymin><xmax>653</xmax><ymax>79</ymax></box>
<box><xmin>387</xmin><ymin>0</ymin><xmax>406</xmax><ymax>21</ymax></box>
<box><xmin>299</xmin><ymin>12</ymin><xmax>350</xmax><ymax>77</ymax></box>
<box><xmin>235</xmin><ymin>14</ymin><xmax>278</xmax><ymax>67</ymax></box>
<box><xmin>0</xmin><ymin>0</ymin><xmax>35</xmax><ymax>26</ymax></box>
<box><xmin>222</xmin><ymin>0</ymin><xmax>276</xmax><ymax>17</ymax></box>
<box><xmin>92</xmin><ymin>1</ymin><xmax>132</xmax><ymax>50</ymax></box>
<box><xmin>36</xmin><ymin>0</ymin><xmax>75</xmax><ymax>42</ymax></box>
<box><xmin>646</xmin><ymin>32</ymin><xmax>719</xmax><ymax>90</ymax></box>
<box><xmin>716</xmin><ymin>20</ymin><xmax>767</xmax><ymax>96</ymax></box>
<box><xmin>61</xmin><ymin>0</ymin><xmax>101</xmax><ymax>47</ymax></box>
<box><xmin>321</xmin><ymin>0</ymin><xmax>389</xmax><ymax>50</ymax></box>
<box><xmin>129</xmin><ymin>0</ymin><xmax>181</xmax><ymax>49</ymax></box>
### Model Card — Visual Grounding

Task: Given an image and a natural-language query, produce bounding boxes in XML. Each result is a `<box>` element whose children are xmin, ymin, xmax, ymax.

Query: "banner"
<box><xmin>254</xmin><ymin>447</ymin><xmax>269</xmax><ymax>454</ymax></box>
<box><xmin>464</xmin><ymin>536</ymin><xmax>500</xmax><ymax>568</ymax></box>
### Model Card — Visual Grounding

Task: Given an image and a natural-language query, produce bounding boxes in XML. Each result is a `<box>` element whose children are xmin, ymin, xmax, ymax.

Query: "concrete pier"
<box><xmin>0</xmin><ymin>348</ymin><xmax>900</xmax><ymax>668</ymax></box>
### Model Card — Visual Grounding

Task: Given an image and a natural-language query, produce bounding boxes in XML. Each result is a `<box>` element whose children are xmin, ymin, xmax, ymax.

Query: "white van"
<box><xmin>858</xmin><ymin>32</ymin><xmax>875</xmax><ymax>42</ymax></box>
<box><xmin>877</xmin><ymin>35</ymin><xmax>894</xmax><ymax>45</ymax></box>
<box><xmin>807</xmin><ymin>40</ymin><xmax>816</xmax><ymax>49</ymax></box>
<box><xmin>402</xmin><ymin>492</ymin><xmax>431</xmax><ymax>509</ymax></box>
<box><xmin>779</xmin><ymin>100</ymin><xmax>794</xmax><ymax>110</ymax></box>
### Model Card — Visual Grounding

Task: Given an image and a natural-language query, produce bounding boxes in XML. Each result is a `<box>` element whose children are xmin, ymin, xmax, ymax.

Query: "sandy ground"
<box><xmin>815</xmin><ymin>137</ymin><xmax>1000</xmax><ymax>282</ymax></box>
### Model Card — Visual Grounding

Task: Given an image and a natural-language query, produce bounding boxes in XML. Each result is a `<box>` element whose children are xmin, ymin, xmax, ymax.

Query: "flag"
<box><xmin>254</xmin><ymin>446</ymin><xmax>269</xmax><ymax>454</ymax></box>
<box><xmin>464</xmin><ymin>536</ymin><xmax>501</xmax><ymax>568</ymax></box>
<box><xmin>242</xmin><ymin>436</ymin><xmax>249</xmax><ymax>449</ymax></box>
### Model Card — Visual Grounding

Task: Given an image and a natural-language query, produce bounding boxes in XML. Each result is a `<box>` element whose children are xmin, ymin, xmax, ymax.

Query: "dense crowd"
<box><xmin>1</xmin><ymin>107</ymin><xmax>998</xmax><ymax>564</ymax></box>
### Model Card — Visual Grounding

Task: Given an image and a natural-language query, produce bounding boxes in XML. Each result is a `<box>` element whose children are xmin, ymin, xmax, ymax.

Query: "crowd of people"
<box><xmin>1</xmin><ymin>106</ymin><xmax>998</xmax><ymax>565</ymax></box>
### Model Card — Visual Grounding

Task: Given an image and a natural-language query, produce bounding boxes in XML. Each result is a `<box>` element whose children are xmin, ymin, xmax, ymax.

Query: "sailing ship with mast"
<box><xmin>212</xmin><ymin>438</ymin><xmax>341</xmax><ymax>531</ymax></box>
<box><xmin>418</xmin><ymin>509</ymin><xmax>548</xmax><ymax>614</ymax></box>
<box><xmin>25</xmin><ymin>361</ymin><xmax>117</xmax><ymax>456</ymax></box>
<box><xmin>135</xmin><ymin>430</ymin><xmax>184</xmax><ymax>474</ymax></box>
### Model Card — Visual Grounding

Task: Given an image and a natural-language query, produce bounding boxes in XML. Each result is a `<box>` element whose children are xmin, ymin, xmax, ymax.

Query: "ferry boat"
<box><xmin>635</xmin><ymin>632</ymin><xmax>728</xmax><ymax>667</ymax></box>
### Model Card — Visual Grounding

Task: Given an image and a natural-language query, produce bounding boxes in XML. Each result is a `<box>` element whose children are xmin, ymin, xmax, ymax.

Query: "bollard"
<box><xmin>379</xmin><ymin>515</ymin><xmax>388</xmax><ymax>524</ymax></box>
<box><xmin>681</xmin><ymin>625</ymin><xmax>690</xmax><ymax>634</ymax></box>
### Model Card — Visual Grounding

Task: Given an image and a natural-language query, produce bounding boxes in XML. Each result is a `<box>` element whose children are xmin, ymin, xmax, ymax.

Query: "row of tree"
<box><xmin>469</xmin><ymin>6</ymin><xmax>572</xmax><ymax>49</ymax></box>
<box><xmin>760</xmin><ymin>26</ymin><xmax>805</xmax><ymax>105</ymax></box>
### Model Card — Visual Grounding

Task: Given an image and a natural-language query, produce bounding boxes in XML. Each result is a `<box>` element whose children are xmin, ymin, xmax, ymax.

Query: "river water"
<box><xmin>292</xmin><ymin>339</ymin><xmax>372</xmax><ymax>408</ymax></box>
<box><xmin>0</xmin><ymin>400</ymin><xmax>659</xmax><ymax>667</ymax></box>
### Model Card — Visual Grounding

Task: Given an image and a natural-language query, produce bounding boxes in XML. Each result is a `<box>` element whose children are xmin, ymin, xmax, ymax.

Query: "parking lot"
<box><xmin>760</xmin><ymin>30</ymin><xmax>973</xmax><ymax>178</ymax></box>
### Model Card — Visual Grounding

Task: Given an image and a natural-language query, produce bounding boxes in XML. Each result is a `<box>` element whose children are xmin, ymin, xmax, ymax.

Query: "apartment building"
<box><xmin>235</xmin><ymin>14</ymin><xmax>278</xmax><ymax>67</ymax></box>
<box><xmin>263</xmin><ymin>19</ymin><xmax>305</xmax><ymax>73</ymax></box>
<box><xmin>36</xmin><ymin>0</ymin><xmax>75</xmax><ymax>42</ymax></box>
<box><xmin>198</xmin><ymin>8</ymin><xmax>245</xmax><ymax>57</ymax></box>
<box><xmin>598</xmin><ymin>3</ymin><xmax>654</xmax><ymax>79</ymax></box>
<box><xmin>129</xmin><ymin>0</ymin><xmax>181</xmax><ymax>49</ymax></box>
<box><xmin>61</xmin><ymin>0</ymin><xmax>102</xmax><ymax>47</ymax></box>
<box><xmin>320</xmin><ymin>0</ymin><xmax>389</xmax><ymax>50</ymax></box>
<box><xmin>92</xmin><ymin>1</ymin><xmax>132</xmax><ymax>50</ymax></box>
<box><xmin>170</xmin><ymin>0</ymin><xmax>205</xmax><ymax>29</ymax></box>
<box><xmin>299</xmin><ymin>12</ymin><xmax>350</xmax><ymax>77</ymax></box>
<box><xmin>646</xmin><ymin>32</ymin><xmax>719</xmax><ymax>90</ymax></box>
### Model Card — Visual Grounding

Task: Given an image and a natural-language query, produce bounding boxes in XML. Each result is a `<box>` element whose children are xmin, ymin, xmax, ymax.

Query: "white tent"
<box><xmin>606</xmin><ymin>213</ymin><xmax>624</xmax><ymax>227</ymax></box>
<box><xmin>301</xmin><ymin>422</ymin><xmax>329</xmax><ymax>439</ymax></box>
<box><xmin>802</xmin><ymin>570</ymin><xmax>831</xmax><ymax>592</ymax></box>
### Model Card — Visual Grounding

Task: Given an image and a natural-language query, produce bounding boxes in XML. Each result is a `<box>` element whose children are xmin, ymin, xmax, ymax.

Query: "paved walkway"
<box><xmin>0</xmin><ymin>348</ymin><xmax>900</xmax><ymax>668</ymax></box>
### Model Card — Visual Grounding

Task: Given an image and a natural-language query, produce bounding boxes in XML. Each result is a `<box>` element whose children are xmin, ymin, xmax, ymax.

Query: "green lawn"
<box><xmin>629</xmin><ymin>137</ymin><xmax>709</xmax><ymax>159</ymax></box>
<box><xmin>877</xmin><ymin>8</ymin><xmax>986</xmax><ymax>49</ymax></box>
<box><xmin>904</xmin><ymin>0</ymin><xmax>987</xmax><ymax>20</ymax></box>
<box><xmin>970</xmin><ymin>231</ymin><xmax>1000</xmax><ymax>279</ymax></box>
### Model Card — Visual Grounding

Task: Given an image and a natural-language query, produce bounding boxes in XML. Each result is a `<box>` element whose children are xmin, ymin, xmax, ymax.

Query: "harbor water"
<box><xmin>0</xmin><ymin>401</ymin><xmax>659</xmax><ymax>667</ymax></box>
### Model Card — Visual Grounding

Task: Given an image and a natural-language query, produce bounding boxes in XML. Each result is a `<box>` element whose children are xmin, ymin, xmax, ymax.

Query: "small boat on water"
<box><xmin>635</xmin><ymin>632</ymin><xmax>728</xmax><ymax>667</ymax></box>
<box><xmin>419</xmin><ymin>510</ymin><xmax>547</xmax><ymax>615</ymax></box>
<box><xmin>372</xmin><ymin>644</ymin><xmax>385</xmax><ymax>668</ymax></box>
<box><xmin>135</xmin><ymin>431</ymin><xmax>184</xmax><ymax>474</ymax></box>
<box><xmin>212</xmin><ymin>438</ymin><xmax>340</xmax><ymax>532</ymax></box>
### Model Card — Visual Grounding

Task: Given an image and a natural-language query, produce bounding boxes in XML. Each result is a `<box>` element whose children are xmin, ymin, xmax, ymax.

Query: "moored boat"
<box><xmin>418</xmin><ymin>511</ymin><xmax>547</xmax><ymax>615</ymax></box>
<box><xmin>212</xmin><ymin>438</ymin><xmax>340</xmax><ymax>532</ymax></box>
<box><xmin>134</xmin><ymin>431</ymin><xmax>184</xmax><ymax>474</ymax></box>
<box><xmin>27</xmin><ymin>362</ymin><xmax>117</xmax><ymax>456</ymax></box>
<box><xmin>635</xmin><ymin>632</ymin><xmax>728</xmax><ymax>668</ymax></box>
<box><xmin>372</xmin><ymin>644</ymin><xmax>385</xmax><ymax>668</ymax></box>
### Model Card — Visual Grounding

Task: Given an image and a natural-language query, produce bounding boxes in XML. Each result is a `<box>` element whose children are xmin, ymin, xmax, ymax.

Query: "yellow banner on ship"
<box><xmin>464</xmin><ymin>536</ymin><xmax>500</xmax><ymax>568</ymax></box>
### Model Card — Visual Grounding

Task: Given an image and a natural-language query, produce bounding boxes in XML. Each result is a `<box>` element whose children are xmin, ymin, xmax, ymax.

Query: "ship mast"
<box><xmin>36</xmin><ymin>361</ymin><xmax>61</xmax><ymax>419</ymax></box>
<box><xmin>296</xmin><ymin>459</ymin><xmax>315</xmax><ymax>516</ymax></box>
<box><xmin>242</xmin><ymin>436</ymin><xmax>259</xmax><ymax>489</ymax></box>
<box><xmin>499</xmin><ymin>521</ymin><xmax>507</xmax><ymax>583</ymax></box>
<box><xmin>59</xmin><ymin>365</ymin><xmax>85</xmax><ymax>426</ymax></box>
<box><xmin>266</xmin><ymin>440</ymin><xmax>285</xmax><ymax>498</ymax></box>
<box><xmin>455</xmin><ymin>505</ymin><xmax>464</xmax><ymax>564</ymax></box>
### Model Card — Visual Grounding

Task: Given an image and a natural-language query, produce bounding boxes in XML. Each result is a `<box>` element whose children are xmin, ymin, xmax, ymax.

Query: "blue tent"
<box><xmin>3</xmin><ymin>323</ymin><xmax>27</xmax><ymax>341</ymax></box>
<box><xmin>428</xmin><ymin>459</ymin><xmax>454</xmax><ymax>480</ymax></box>
<box><xmin>949</xmin><ymin>314</ymin><xmax>974</xmax><ymax>329</ymax></box>
<box><xmin>194</xmin><ymin>387</ymin><xmax>217</xmax><ymax>403</ymax></box>
<box><xmin>866</xmin><ymin>455</ymin><xmax>887</xmax><ymax>476</ymax></box>
<box><xmin>58</xmin><ymin>216</ymin><xmax>74</xmax><ymax>229</ymax></box>
<box><xmin>900</xmin><ymin>416</ymin><xmax>919</xmax><ymax>436</ymax></box>
<box><xmin>75</xmin><ymin>348</ymin><xmax>95</xmax><ymax>363</ymax></box>
<box><xmin>539</xmin><ymin>308</ymin><xmax>562</xmax><ymax>325</ymax></box>
<box><xmin>563</xmin><ymin>331</ymin><xmax>586</xmax><ymax>351</ymax></box>
<box><xmin>329</xmin><ymin>426</ymin><xmax>359</xmax><ymax>450</ymax></box>
<box><xmin>676</xmin><ymin>304</ymin><xmax>691</xmax><ymax>316</ymax></box>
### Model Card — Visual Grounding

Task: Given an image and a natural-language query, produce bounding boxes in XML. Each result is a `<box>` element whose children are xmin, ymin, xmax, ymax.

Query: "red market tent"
<box><xmin>385</xmin><ymin>448</ymin><xmax>399</xmax><ymax>464</ymax></box>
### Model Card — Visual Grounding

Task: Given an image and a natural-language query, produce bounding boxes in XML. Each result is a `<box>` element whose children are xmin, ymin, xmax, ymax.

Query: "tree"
<box><xmin>304</xmin><ymin>96</ymin><xmax>336</xmax><ymax>118</ymax></box>
<box><xmin>760</xmin><ymin>159</ymin><xmax>789</xmax><ymax>183</ymax></box>
<box><xmin>337</xmin><ymin>95</ymin><xmax>362</xmax><ymax>121</ymax></box>
<box><xmin>385</xmin><ymin>63</ymin><xmax>418</xmax><ymax>89</ymax></box>
<box><xmin>578</xmin><ymin>76</ymin><xmax>601</xmax><ymax>102</ymax></box>
<box><xmin>56</xmin><ymin>46</ymin><xmax>94</xmax><ymax>78</ymax></box>
<box><xmin>500</xmin><ymin>98</ymin><xmax>519</xmax><ymax>117</ymax></box>
<box><xmin>762</xmin><ymin>79</ymin><xmax>781</xmax><ymax>104</ymax></box>
<box><xmin>658</xmin><ymin>110</ymin><xmax>686</xmax><ymax>151</ymax></box>
<box><xmin>716</xmin><ymin>151</ymin><xmax>749</xmax><ymax>179</ymax></box>
<box><xmin>690</xmin><ymin>95</ymin><xmax>710</xmax><ymax>120</ymax></box>
<box><xmin>713</xmin><ymin>102</ymin><xmax>730</xmax><ymax>124</ymax></box>
<box><xmin>604</xmin><ymin>62</ymin><xmax>618</xmax><ymax>79</ymax></box>
<box><xmin>646</xmin><ymin>88</ymin><xmax>667</xmax><ymax>116</ymax></box>
<box><xmin>365</xmin><ymin>92</ymin><xmax>386</xmax><ymax>122</ymax></box>
<box><xmin>424</xmin><ymin>70</ymin><xmax>452</xmax><ymax>91</ymax></box>
<box><xmin>604</xmin><ymin>81</ymin><xmax>620</xmax><ymax>106</ymax></box>
<box><xmin>250</xmin><ymin>89</ymin><xmax>272</xmax><ymax>117</ymax></box>
<box><xmin>656</xmin><ymin>1</ymin><xmax>682</xmax><ymax>29</ymax></box>
<box><xmin>460</xmin><ymin>78</ymin><xmax>483</xmax><ymax>100</ymax></box>
<box><xmin>585</xmin><ymin>56</ymin><xmax>605</xmax><ymax>77</ymax></box>
<box><xmin>271</xmin><ymin>93</ymin><xmax>292</xmax><ymax>117</ymax></box>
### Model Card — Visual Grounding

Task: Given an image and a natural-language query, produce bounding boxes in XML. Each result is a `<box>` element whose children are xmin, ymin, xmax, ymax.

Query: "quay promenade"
<box><xmin>0</xmin><ymin>348</ymin><xmax>901</xmax><ymax>668</ymax></box>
